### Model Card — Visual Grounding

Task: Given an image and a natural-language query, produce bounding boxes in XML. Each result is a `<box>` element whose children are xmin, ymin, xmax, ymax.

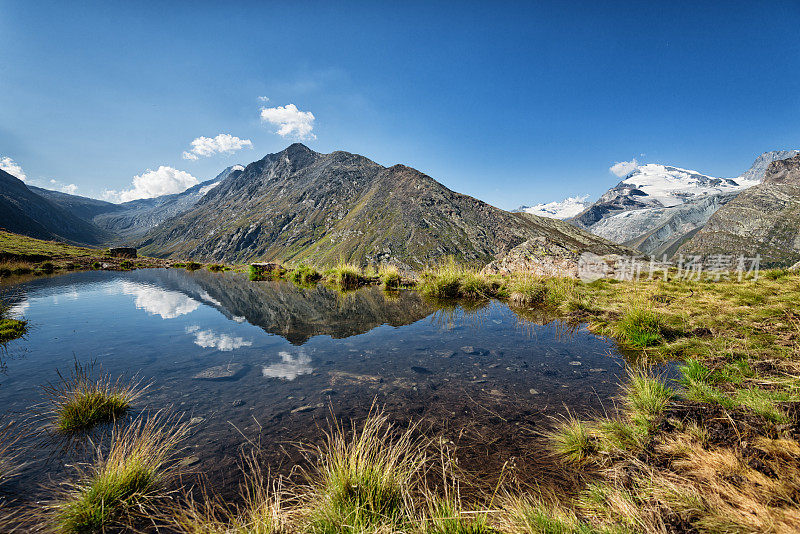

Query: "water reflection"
<box><xmin>0</xmin><ymin>268</ymin><xmax>628</xmax><ymax>501</ymax></box>
<box><xmin>186</xmin><ymin>325</ymin><xmax>253</xmax><ymax>351</ymax></box>
<box><xmin>261</xmin><ymin>349</ymin><xmax>314</xmax><ymax>380</ymax></box>
<box><xmin>121</xmin><ymin>281</ymin><xmax>201</xmax><ymax>319</ymax></box>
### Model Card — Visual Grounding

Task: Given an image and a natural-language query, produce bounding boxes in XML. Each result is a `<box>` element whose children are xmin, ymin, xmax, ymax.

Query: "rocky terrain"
<box><xmin>139</xmin><ymin>144</ymin><xmax>630</xmax><ymax>268</ymax></box>
<box><xmin>677</xmin><ymin>154</ymin><xmax>800</xmax><ymax>266</ymax></box>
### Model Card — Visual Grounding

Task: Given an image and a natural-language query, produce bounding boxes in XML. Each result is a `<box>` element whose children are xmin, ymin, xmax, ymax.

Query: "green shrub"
<box><xmin>206</xmin><ymin>264</ymin><xmax>226</xmax><ymax>272</ymax></box>
<box><xmin>185</xmin><ymin>262</ymin><xmax>202</xmax><ymax>271</ymax></box>
<box><xmin>119</xmin><ymin>260</ymin><xmax>133</xmax><ymax>270</ymax></box>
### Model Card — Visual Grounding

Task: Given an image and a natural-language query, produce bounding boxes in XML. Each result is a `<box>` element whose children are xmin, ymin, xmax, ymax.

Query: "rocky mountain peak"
<box><xmin>762</xmin><ymin>154</ymin><xmax>800</xmax><ymax>185</ymax></box>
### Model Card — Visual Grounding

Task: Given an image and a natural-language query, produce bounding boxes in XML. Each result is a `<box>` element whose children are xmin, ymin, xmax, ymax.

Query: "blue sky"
<box><xmin>1</xmin><ymin>1</ymin><xmax>798</xmax><ymax>209</ymax></box>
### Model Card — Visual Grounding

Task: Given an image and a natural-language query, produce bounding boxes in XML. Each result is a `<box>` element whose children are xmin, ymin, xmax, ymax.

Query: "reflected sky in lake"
<box><xmin>0</xmin><ymin>269</ymin><xmax>627</xmax><ymax>498</ymax></box>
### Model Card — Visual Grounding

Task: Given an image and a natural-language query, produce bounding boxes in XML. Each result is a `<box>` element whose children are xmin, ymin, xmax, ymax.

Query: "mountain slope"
<box><xmin>139</xmin><ymin>144</ymin><xmax>630</xmax><ymax>267</ymax></box>
<box><xmin>92</xmin><ymin>165</ymin><xmax>239</xmax><ymax>242</ymax></box>
<box><xmin>677</xmin><ymin>154</ymin><xmax>800</xmax><ymax>266</ymax></box>
<box><xmin>28</xmin><ymin>186</ymin><xmax>124</xmax><ymax>221</ymax></box>
<box><xmin>0</xmin><ymin>169</ymin><xmax>111</xmax><ymax>245</ymax></box>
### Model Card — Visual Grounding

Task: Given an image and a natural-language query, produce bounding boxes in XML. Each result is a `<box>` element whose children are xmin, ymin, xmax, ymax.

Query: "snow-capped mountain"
<box><xmin>515</xmin><ymin>195</ymin><xmax>590</xmax><ymax>219</ymax></box>
<box><xmin>566</xmin><ymin>150</ymin><xmax>800</xmax><ymax>256</ymax></box>
<box><xmin>607</xmin><ymin>164</ymin><xmax>744</xmax><ymax>208</ymax></box>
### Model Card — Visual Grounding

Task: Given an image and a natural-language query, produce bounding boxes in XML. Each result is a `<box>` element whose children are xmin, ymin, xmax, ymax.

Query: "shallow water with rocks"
<box><xmin>0</xmin><ymin>269</ymin><xmax>626</xmax><ymax>499</ymax></box>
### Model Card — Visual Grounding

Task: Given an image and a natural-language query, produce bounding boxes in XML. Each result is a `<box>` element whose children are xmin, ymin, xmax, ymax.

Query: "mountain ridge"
<box><xmin>139</xmin><ymin>144</ymin><xmax>631</xmax><ymax>267</ymax></box>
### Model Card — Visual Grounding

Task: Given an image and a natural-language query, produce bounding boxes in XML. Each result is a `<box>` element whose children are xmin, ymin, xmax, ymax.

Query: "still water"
<box><xmin>0</xmin><ymin>269</ymin><xmax>625</xmax><ymax>497</ymax></box>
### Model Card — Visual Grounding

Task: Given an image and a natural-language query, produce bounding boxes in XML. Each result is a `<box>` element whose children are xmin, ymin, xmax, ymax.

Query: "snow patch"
<box><xmin>517</xmin><ymin>195</ymin><xmax>590</xmax><ymax>219</ymax></box>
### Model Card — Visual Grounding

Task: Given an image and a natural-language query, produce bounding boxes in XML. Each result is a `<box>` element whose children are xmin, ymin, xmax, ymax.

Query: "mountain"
<box><xmin>514</xmin><ymin>195</ymin><xmax>590</xmax><ymax>219</ymax></box>
<box><xmin>92</xmin><ymin>165</ymin><xmax>239</xmax><ymax>241</ymax></box>
<box><xmin>567</xmin><ymin>151</ymin><xmax>799</xmax><ymax>257</ymax></box>
<box><xmin>676</xmin><ymin>154</ymin><xmax>800</xmax><ymax>266</ymax></box>
<box><xmin>139</xmin><ymin>144</ymin><xmax>630</xmax><ymax>268</ymax></box>
<box><xmin>28</xmin><ymin>186</ymin><xmax>124</xmax><ymax>221</ymax></box>
<box><xmin>0</xmin><ymin>169</ymin><xmax>112</xmax><ymax>245</ymax></box>
<box><xmin>21</xmin><ymin>165</ymin><xmax>240</xmax><ymax>245</ymax></box>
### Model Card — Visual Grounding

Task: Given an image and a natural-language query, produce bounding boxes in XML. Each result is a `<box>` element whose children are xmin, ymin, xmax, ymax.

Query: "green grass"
<box><xmin>425</xmin><ymin>497</ymin><xmax>497</xmax><ymax>534</ymax></box>
<box><xmin>323</xmin><ymin>263</ymin><xmax>364</xmax><ymax>290</ymax></box>
<box><xmin>288</xmin><ymin>264</ymin><xmax>321</xmax><ymax>286</ymax></box>
<box><xmin>0</xmin><ymin>318</ymin><xmax>26</xmax><ymax>343</ymax></box>
<box><xmin>614</xmin><ymin>306</ymin><xmax>665</xmax><ymax>348</ymax></box>
<box><xmin>185</xmin><ymin>261</ymin><xmax>202</xmax><ymax>271</ymax></box>
<box><xmin>379</xmin><ymin>264</ymin><xmax>402</xmax><ymax>290</ymax></box>
<box><xmin>53</xmin><ymin>412</ymin><xmax>189</xmax><ymax>533</ymax></box>
<box><xmin>304</xmin><ymin>411</ymin><xmax>423</xmax><ymax>533</ymax></box>
<box><xmin>501</xmin><ymin>495</ymin><xmax>606</xmax><ymax>534</ymax></box>
<box><xmin>547</xmin><ymin>414</ymin><xmax>597</xmax><ymax>465</ymax></box>
<box><xmin>0</xmin><ymin>230</ymin><xmax>99</xmax><ymax>261</ymax></box>
<box><xmin>621</xmin><ymin>370</ymin><xmax>674</xmax><ymax>430</ymax></box>
<box><xmin>206</xmin><ymin>263</ymin><xmax>226</xmax><ymax>272</ymax></box>
<box><xmin>42</xmin><ymin>360</ymin><xmax>145</xmax><ymax>433</ymax></box>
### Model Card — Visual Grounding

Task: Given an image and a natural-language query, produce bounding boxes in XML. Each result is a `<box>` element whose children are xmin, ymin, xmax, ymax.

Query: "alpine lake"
<box><xmin>0</xmin><ymin>268</ymin><xmax>630</xmax><ymax>502</ymax></box>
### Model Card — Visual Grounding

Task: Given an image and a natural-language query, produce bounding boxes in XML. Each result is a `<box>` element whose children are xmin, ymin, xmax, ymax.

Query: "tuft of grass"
<box><xmin>323</xmin><ymin>263</ymin><xmax>364</xmax><ymax>290</ymax></box>
<box><xmin>378</xmin><ymin>264</ymin><xmax>402</xmax><ymax>290</ymax></box>
<box><xmin>303</xmin><ymin>410</ymin><xmax>424</xmax><ymax>533</ymax></box>
<box><xmin>52</xmin><ymin>412</ymin><xmax>189</xmax><ymax>533</ymax></box>
<box><xmin>206</xmin><ymin>264</ymin><xmax>226</xmax><ymax>272</ymax></box>
<box><xmin>42</xmin><ymin>360</ymin><xmax>146</xmax><ymax>434</ymax></box>
<box><xmin>621</xmin><ymin>370</ymin><xmax>674</xmax><ymax>430</ymax></box>
<box><xmin>288</xmin><ymin>264</ymin><xmax>322</xmax><ymax>286</ymax></box>
<box><xmin>508</xmin><ymin>276</ymin><xmax>547</xmax><ymax>305</ymax></box>
<box><xmin>595</xmin><ymin>418</ymin><xmax>646</xmax><ymax>453</ymax></box>
<box><xmin>418</xmin><ymin>260</ymin><xmax>493</xmax><ymax>300</ymax></box>
<box><xmin>0</xmin><ymin>318</ymin><xmax>26</xmax><ymax>343</ymax></box>
<box><xmin>614</xmin><ymin>305</ymin><xmax>665</xmax><ymax>348</ymax></box>
<box><xmin>500</xmin><ymin>495</ymin><xmax>601</xmax><ymax>534</ymax></box>
<box><xmin>547</xmin><ymin>414</ymin><xmax>597</xmax><ymax>465</ymax></box>
<box><xmin>119</xmin><ymin>260</ymin><xmax>134</xmax><ymax>270</ymax></box>
<box><xmin>167</xmin><ymin>449</ymin><xmax>284</xmax><ymax>534</ymax></box>
<box><xmin>185</xmin><ymin>261</ymin><xmax>202</xmax><ymax>271</ymax></box>
<box><xmin>0</xmin><ymin>419</ymin><xmax>22</xmax><ymax>486</ymax></box>
<box><xmin>424</xmin><ymin>496</ymin><xmax>496</xmax><ymax>534</ymax></box>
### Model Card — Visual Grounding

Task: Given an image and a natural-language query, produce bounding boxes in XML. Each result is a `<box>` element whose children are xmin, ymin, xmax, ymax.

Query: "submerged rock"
<box><xmin>193</xmin><ymin>363</ymin><xmax>245</xmax><ymax>380</ymax></box>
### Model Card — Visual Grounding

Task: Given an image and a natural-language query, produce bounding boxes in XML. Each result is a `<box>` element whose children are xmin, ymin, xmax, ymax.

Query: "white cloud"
<box><xmin>49</xmin><ymin>178</ymin><xmax>78</xmax><ymax>195</ymax></box>
<box><xmin>260</xmin><ymin>103</ymin><xmax>316</xmax><ymax>140</ymax></box>
<box><xmin>121</xmin><ymin>282</ymin><xmax>200</xmax><ymax>318</ymax></box>
<box><xmin>609</xmin><ymin>158</ymin><xmax>639</xmax><ymax>178</ymax></box>
<box><xmin>182</xmin><ymin>133</ymin><xmax>253</xmax><ymax>160</ymax></box>
<box><xmin>262</xmin><ymin>350</ymin><xmax>314</xmax><ymax>380</ymax></box>
<box><xmin>103</xmin><ymin>166</ymin><xmax>199</xmax><ymax>203</ymax></box>
<box><xmin>258</xmin><ymin>96</ymin><xmax>270</xmax><ymax>103</ymax></box>
<box><xmin>186</xmin><ymin>325</ymin><xmax>252</xmax><ymax>351</ymax></box>
<box><xmin>0</xmin><ymin>156</ymin><xmax>27</xmax><ymax>181</ymax></box>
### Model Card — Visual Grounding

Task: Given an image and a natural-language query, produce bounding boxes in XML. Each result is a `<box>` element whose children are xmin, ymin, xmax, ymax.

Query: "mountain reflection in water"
<box><xmin>0</xmin><ymin>268</ymin><xmax>625</xmax><ymax>500</ymax></box>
